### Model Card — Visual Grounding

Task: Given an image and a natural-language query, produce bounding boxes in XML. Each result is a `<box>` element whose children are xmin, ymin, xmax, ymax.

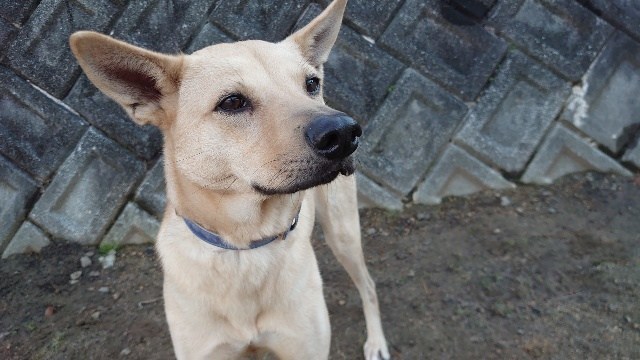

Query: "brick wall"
<box><xmin>1</xmin><ymin>0</ymin><xmax>639</xmax><ymax>257</ymax></box>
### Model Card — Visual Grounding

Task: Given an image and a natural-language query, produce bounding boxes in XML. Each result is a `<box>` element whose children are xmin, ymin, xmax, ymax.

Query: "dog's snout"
<box><xmin>305</xmin><ymin>114</ymin><xmax>362</xmax><ymax>160</ymax></box>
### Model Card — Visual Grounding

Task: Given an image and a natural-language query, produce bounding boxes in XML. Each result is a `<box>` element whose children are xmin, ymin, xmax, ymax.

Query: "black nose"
<box><xmin>305</xmin><ymin>114</ymin><xmax>362</xmax><ymax>160</ymax></box>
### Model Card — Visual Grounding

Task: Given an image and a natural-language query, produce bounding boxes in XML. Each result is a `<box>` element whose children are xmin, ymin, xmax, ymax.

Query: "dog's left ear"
<box><xmin>287</xmin><ymin>0</ymin><xmax>347</xmax><ymax>67</ymax></box>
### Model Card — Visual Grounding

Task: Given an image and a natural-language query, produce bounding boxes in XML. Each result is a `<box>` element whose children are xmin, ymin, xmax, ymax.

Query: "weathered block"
<box><xmin>623</xmin><ymin>142</ymin><xmax>640</xmax><ymax>168</ymax></box>
<box><xmin>0</xmin><ymin>17</ymin><xmax>16</xmax><ymax>58</ymax></box>
<box><xmin>360</xmin><ymin>69</ymin><xmax>468</xmax><ymax>195</ymax></box>
<box><xmin>561</xmin><ymin>31</ymin><xmax>640</xmax><ymax>153</ymax></box>
<box><xmin>355</xmin><ymin>173</ymin><xmax>403</xmax><ymax>211</ymax></box>
<box><xmin>186</xmin><ymin>23</ymin><xmax>234</xmax><ymax>53</ymax></box>
<box><xmin>5</xmin><ymin>0</ymin><xmax>122</xmax><ymax>98</ymax></box>
<box><xmin>0</xmin><ymin>0</ymin><xmax>40</xmax><ymax>26</ymax></box>
<box><xmin>455</xmin><ymin>51</ymin><xmax>571</xmax><ymax>173</ymax></box>
<box><xmin>0</xmin><ymin>156</ymin><xmax>38</xmax><ymax>252</ymax></box>
<box><xmin>293</xmin><ymin>4</ymin><xmax>404</xmax><ymax>123</ymax></box>
<box><xmin>521</xmin><ymin>125</ymin><xmax>632</xmax><ymax>185</ymax></box>
<box><xmin>111</xmin><ymin>0</ymin><xmax>212</xmax><ymax>53</ymax></box>
<box><xmin>135</xmin><ymin>158</ymin><xmax>167</xmax><ymax>218</ymax></box>
<box><xmin>577</xmin><ymin>0</ymin><xmax>640</xmax><ymax>40</ymax></box>
<box><xmin>413</xmin><ymin>145</ymin><xmax>515</xmax><ymax>205</ymax></box>
<box><xmin>2</xmin><ymin>221</ymin><xmax>50</xmax><ymax>259</ymax></box>
<box><xmin>318</xmin><ymin>0</ymin><xmax>404</xmax><ymax>38</ymax></box>
<box><xmin>210</xmin><ymin>0</ymin><xmax>309</xmax><ymax>42</ymax></box>
<box><xmin>30</xmin><ymin>128</ymin><xmax>145</xmax><ymax>245</ymax></box>
<box><xmin>102</xmin><ymin>203</ymin><xmax>159</xmax><ymax>247</ymax></box>
<box><xmin>0</xmin><ymin>66</ymin><xmax>87</xmax><ymax>182</ymax></box>
<box><xmin>65</xmin><ymin>75</ymin><xmax>162</xmax><ymax>161</ymax></box>
<box><xmin>489</xmin><ymin>0</ymin><xmax>613</xmax><ymax>81</ymax></box>
<box><xmin>380</xmin><ymin>0</ymin><xmax>506</xmax><ymax>100</ymax></box>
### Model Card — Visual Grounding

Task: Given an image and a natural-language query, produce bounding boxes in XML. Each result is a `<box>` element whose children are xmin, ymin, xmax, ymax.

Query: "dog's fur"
<box><xmin>70</xmin><ymin>0</ymin><xmax>389</xmax><ymax>358</ymax></box>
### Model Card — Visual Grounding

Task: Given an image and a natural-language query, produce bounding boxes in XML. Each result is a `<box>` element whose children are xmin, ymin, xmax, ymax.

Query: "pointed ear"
<box><xmin>287</xmin><ymin>0</ymin><xmax>347</xmax><ymax>67</ymax></box>
<box><xmin>69</xmin><ymin>31</ymin><xmax>183</xmax><ymax>127</ymax></box>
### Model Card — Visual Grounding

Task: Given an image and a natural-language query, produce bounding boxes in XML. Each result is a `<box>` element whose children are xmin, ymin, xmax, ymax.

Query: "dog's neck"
<box><xmin>163</xmin><ymin>154</ymin><xmax>304</xmax><ymax>248</ymax></box>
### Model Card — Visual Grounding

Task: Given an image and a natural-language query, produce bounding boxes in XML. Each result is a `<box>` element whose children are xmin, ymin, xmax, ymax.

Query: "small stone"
<box><xmin>89</xmin><ymin>271</ymin><xmax>101</xmax><ymax>277</ymax></box>
<box><xmin>416</xmin><ymin>212</ymin><xmax>431</xmax><ymax>221</ymax></box>
<box><xmin>85</xmin><ymin>251</ymin><xmax>94</xmax><ymax>257</ymax></box>
<box><xmin>500</xmin><ymin>196</ymin><xmax>511</xmax><ymax>207</ymax></box>
<box><xmin>98</xmin><ymin>287</ymin><xmax>109</xmax><ymax>294</ymax></box>
<box><xmin>70</xmin><ymin>270</ymin><xmax>82</xmax><ymax>281</ymax></box>
<box><xmin>338</xmin><ymin>299</ymin><xmax>346</xmax><ymax>306</ymax></box>
<box><xmin>99</xmin><ymin>250</ymin><xmax>116</xmax><ymax>269</ymax></box>
<box><xmin>493</xmin><ymin>228</ymin><xmax>502</xmax><ymax>234</ymax></box>
<box><xmin>366</xmin><ymin>228</ymin><xmax>377</xmax><ymax>235</ymax></box>
<box><xmin>44</xmin><ymin>306</ymin><xmax>55</xmax><ymax>318</ymax></box>
<box><xmin>112</xmin><ymin>292</ymin><xmax>121</xmax><ymax>300</ymax></box>
<box><xmin>91</xmin><ymin>311</ymin><xmax>101</xmax><ymax>320</ymax></box>
<box><xmin>69</xmin><ymin>279</ymin><xmax>79</xmax><ymax>285</ymax></box>
<box><xmin>516</xmin><ymin>207</ymin><xmax>524</xmax><ymax>214</ymax></box>
<box><xmin>120</xmin><ymin>348</ymin><xmax>131</xmax><ymax>356</ymax></box>
<box><xmin>624</xmin><ymin>316</ymin><xmax>632</xmax><ymax>323</ymax></box>
<box><xmin>80</xmin><ymin>256</ymin><xmax>92</xmax><ymax>268</ymax></box>
<box><xmin>517</xmin><ymin>329</ymin><xmax>524</xmax><ymax>335</ymax></box>
<box><xmin>548</xmin><ymin>207</ymin><xmax>557</xmax><ymax>214</ymax></box>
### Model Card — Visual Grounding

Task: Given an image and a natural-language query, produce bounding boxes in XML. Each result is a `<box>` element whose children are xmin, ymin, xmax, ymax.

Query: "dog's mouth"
<box><xmin>252</xmin><ymin>157</ymin><xmax>355</xmax><ymax>196</ymax></box>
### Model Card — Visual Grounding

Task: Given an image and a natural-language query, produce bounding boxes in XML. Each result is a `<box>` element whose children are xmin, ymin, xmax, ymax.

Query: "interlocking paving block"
<box><xmin>360</xmin><ymin>69</ymin><xmax>468</xmax><ymax>195</ymax></box>
<box><xmin>455</xmin><ymin>51</ymin><xmax>571</xmax><ymax>173</ymax></box>
<box><xmin>135</xmin><ymin>158</ymin><xmax>167</xmax><ymax>218</ymax></box>
<box><xmin>210</xmin><ymin>0</ymin><xmax>309</xmax><ymax>42</ymax></box>
<box><xmin>2</xmin><ymin>221</ymin><xmax>50</xmax><ymax>259</ymax></box>
<box><xmin>521</xmin><ymin>125</ymin><xmax>632</xmax><ymax>185</ymax></box>
<box><xmin>577</xmin><ymin>0</ymin><xmax>640</xmax><ymax>39</ymax></box>
<box><xmin>0</xmin><ymin>156</ymin><xmax>38</xmax><ymax>252</ymax></box>
<box><xmin>5</xmin><ymin>0</ymin><xmax>122</xmax><ymax>98</ymax></box>
<box><xmin>111</xmin><ymin>0</ymin><xmax>212</xmax><ymax>53</ymax></box>
<box><xmin>489</xmin><ymin>0</ymin><xmax>614</xmax><ymax>81</ymax></box>
<box><xmin>623</xmin><ymin>142</ymin><xmax>640</xmax><ymax>168</ymax></box>
<box><xmin>355</xmin><ymin>173</ymin><xmax>403</xmax><ymax>211</ymax></box>
<box><xmin>379</xmin><ymin>0</ymin><xmax>506</xmax><ymax>100</ymax></box>
<box><xmin>0</xmin><ymin>0</ymin><xmax>40</xmax><ymax>25</ymax></box>
<box><xmin>186</xmin><ymin>23</ymin><xmax>234</xmax><ymax>53</ymax></box>
<box><xmin>0</xmin><ymin>16</ymin><xmax>16</xmax><ymax>58</ymax></box>
<box><xmin>318</xmin><ymin>0</ymin><xmax>404</xmax><ymax>38</ymax></box>
<box><xmin>0</xmin><ymin>66</ymin><xmax>88</xmax><ymax>182</ymax></box>
<box><xmin>326</xmin><ymin>26</ymin><xmax>405</xmax><ymax>123</ymax></box>
<box><xmin>65</xmin><ymin>75</ymin><xmax>162</xmax><ymax>161</ymax></box>
<box><xmin>30</xmin><ymin>128</ymin><xmax>145</xmax><ymax>245</ymax></box>
<box><xmin>102</xmin><ymin>203</ymin><xmax>160</xmax><ymax>247</ymax></box>
<box><xmin>413</xmin><ymin>145</ymin><xmax>515</xmax><ymax>205</ymax></box>
<box><xmin>561</xmin><ymin>31</ymin><xmax>640</xmax><ymax>153</ymax></box>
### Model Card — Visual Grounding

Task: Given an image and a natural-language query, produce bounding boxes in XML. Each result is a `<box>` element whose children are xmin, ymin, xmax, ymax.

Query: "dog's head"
<box><xmin>70</xmin><ymin>0</ymin><xmax>356</xmax><ymax>197</ymax></box>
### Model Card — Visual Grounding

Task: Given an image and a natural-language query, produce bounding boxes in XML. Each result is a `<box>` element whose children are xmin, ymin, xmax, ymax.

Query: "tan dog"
<box><xmin>70</xmin><ymin>0</ymin><xmax>389</xmax><ymax>358</ymax></box>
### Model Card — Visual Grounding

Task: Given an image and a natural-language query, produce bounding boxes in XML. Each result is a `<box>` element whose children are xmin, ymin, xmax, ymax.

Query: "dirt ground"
<box><xmin>1</xmin><ymin>172</ymin><xmax>639</xmax><ymax>360</ymax></box>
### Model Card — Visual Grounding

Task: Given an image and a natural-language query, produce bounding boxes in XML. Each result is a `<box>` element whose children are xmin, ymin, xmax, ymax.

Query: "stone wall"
<box><xmin>1</xmin><ymin>0</ymin><xmax>639</xmax><ymax>258</ymax></box>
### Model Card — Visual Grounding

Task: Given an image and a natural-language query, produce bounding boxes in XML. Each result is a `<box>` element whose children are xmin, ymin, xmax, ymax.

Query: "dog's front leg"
<box><xmin>314</xmin><ymin>175</ymin><xmax>390</xmax><ymax>360</ymax></box>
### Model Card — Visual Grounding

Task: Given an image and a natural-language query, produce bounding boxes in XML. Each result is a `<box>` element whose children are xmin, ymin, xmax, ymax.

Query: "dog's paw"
<box><xmin>364</xmin><ymin>337</ymin><xmax>390</xmax><ymax>360</ymax></box>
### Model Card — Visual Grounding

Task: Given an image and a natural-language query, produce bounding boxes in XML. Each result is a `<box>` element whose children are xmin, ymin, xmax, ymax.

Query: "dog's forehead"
<box><xmin>185</xmin><ymin>40</ymin><xmax>311</xmax><ymax>83</ymax></box>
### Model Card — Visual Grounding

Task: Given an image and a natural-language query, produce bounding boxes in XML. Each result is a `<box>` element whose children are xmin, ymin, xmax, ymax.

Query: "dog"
<box><xmin>70</xmin><ymin>0</ymin><xmax>389</xmax><ymax>358</ymax></box>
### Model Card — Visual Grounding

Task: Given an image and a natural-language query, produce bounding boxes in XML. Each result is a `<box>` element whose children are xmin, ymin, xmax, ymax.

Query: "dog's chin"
<box><xmin>252</xmin><ymin>159</ymin><xmax>355</xmax><ymax>196</ymax></box>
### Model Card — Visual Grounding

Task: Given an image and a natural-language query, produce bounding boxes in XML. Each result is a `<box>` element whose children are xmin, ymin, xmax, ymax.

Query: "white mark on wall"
<box><xmin>565</xmin><ymin>79</ymin><xmax>590</xmax><ymax>128</ymax></box>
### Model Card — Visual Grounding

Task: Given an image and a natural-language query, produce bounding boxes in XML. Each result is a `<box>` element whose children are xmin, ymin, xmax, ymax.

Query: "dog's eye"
<box><xmin>306</xmin><ymin>77</ymin><xmax>321</xmax><ymax>95</ymax></box>
<box><xmin>216</xmin><ymin>94</ymin><xmax>249</xmax><ymax>113</ymax></box>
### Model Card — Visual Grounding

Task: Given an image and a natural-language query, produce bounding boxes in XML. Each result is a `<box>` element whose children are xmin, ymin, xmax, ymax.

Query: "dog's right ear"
<box><xmin>69</xmin><ymin>31</ymin><xmax>183</xmax><ymax>128</ymax></box>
